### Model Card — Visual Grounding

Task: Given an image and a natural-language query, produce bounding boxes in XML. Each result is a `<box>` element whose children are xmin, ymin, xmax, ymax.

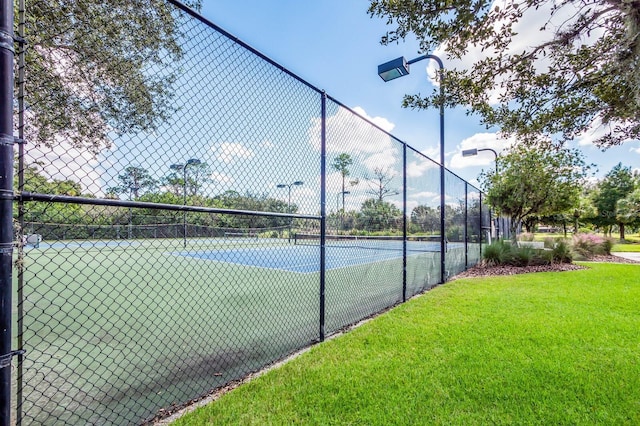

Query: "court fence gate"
<box><xmin>0</xmin><ymin>0</ymin><xmax>492</xmax><ymax>424</ymax></box>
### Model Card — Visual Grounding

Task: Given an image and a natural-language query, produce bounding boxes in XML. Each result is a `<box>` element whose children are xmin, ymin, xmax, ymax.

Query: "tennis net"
<box><xmin>293</xmin><ymin>233</ymin><xmax>444</xmax><ymax>252</ymax></box>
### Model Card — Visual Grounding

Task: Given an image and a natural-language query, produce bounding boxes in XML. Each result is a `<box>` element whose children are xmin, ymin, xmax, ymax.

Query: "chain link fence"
<box><xmin>8</xmin><ymin>1</ymin><xmax>491</xmax><ymax>424</ymax></box>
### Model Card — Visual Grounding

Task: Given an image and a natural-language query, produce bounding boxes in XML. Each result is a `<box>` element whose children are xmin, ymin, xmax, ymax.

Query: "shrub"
<box><xmin>532</xmin><ymin>249</ymin><xmax>555</xmax><ymax>266</ymax></box>
<box><xmin>601</xmin><ymin>237</ymin><xmax>614</xmax><ymax>255</ymax></box>
<box><xmin>572</xmin><ymin>233</ymin><xmax>614</xmax><ymax>257</ymax></box>
<box><xmin>510</xmin><ymin>246</ymin><xmax>534</xmax><ymax>266</ymax></box>
<box><xmin>482</xmin><ymin>240</ymin><xmax>511</xmax><ymax>266</ymax></box>
<box><xmin>552</xmin><ymin>239</ymin><xmax>573</xmax><ymax>263</ymax></box>
<box><xmin>543</xmin><ymin>237</ymin><xmax>556</xmax><ymax>249</ymax></box>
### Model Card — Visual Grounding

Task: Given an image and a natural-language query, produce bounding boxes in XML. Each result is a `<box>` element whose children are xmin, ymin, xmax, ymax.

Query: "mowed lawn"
<box><xmin>173</xmin><ymin>262</ymin><xmax>640</xmax><ymax>425</ymax></box>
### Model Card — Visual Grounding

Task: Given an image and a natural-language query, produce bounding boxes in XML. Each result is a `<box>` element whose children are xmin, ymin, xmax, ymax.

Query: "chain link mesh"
<box><xmin>13</xmin><ymin>1</ymin><xmax>488</xmax><ymax>424</ymax></box>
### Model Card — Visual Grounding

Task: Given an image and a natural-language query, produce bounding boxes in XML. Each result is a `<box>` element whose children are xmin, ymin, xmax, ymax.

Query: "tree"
<box><xmin>15</xmin><ymin>162</ymin><xmax>84</xmax><ymax>224</ymax></box>
<box><xmin>332</xmin><ymin>153</ymin><xmax>356</xmax><ymax>203</ymax></box>
<box><xmin>592</xmin><ymin>163</ymin><xmax>637</xmax><ymax>239</ymax></box>
<box><xmin>616</xmin><ymin>189</ymin><xmax>640</xmax><ymax>235</ymax></box>
<box><xmin>369</xmin><ymin>1</ymin><xmax>640</xmax><ymax>148</ymax></box>
<box><xmin>410</xmin><ymin>205</ymin><xmax>439</xmax><ymax>234</ymax></box>
<box><xmin>108</xmin><ymin>166</ymin><xmax>158</xmax><ymax>199</ymax></box>
<box><xmin>162</xmin><ymin>161</ymin><xmax>212</xmax><ymax>197</ymax></box>
<box><xmin>481</xmin><ymin>145</ymin><xmax>590</xmax><ymax>238</ymax></box>
<box><xmin>332</xmin><ymin>153</ymin><xmax>358</xmax><ymax>230</ymax></box>
<box><xmin>21</xmin><ymin>0</ymin><xmax>201</xmax><ymax>154</ymax></box>
<box><xmin>185</xmin><ymin>161</ymin><xmax>212</xmax><ymax>197</ymax></box>
<box><xmin>358</xmin><ymin>199</ymin><xmax>402</xmax><ymax>232</ymax></box>
<box><xmin>364</xmin><ymin>167</ymin><xmax>400</xmax><ymax>202</ymax></box>
<box><xmin>572</xmin><ymin>190</ymin><xmax>599</xmax><ymax>233</ymax></box>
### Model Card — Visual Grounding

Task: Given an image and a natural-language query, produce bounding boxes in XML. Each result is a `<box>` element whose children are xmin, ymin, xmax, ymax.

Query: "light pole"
<box><xmin>462</xmin><ymin>148</ymin><xmax>499</xmax><ymax>238</ymax></box>
<box><xmin>170</xmin><ymin>158</ymin><xmax>201</xmax><ymax>248</ymax></box>
<box><xmin>378</xmin><ymin>54</ymin><xmax>446</xmax><ymax>283</ymax></box>
<box><xmin>276</xmin><ymin>180</ymin><xmax>303</xmax><ymax>241</ymax></box>
<box><xmin>336</xmin><ymin>190</ymin><xmax>350</xmax><ymax>233</ymax></box>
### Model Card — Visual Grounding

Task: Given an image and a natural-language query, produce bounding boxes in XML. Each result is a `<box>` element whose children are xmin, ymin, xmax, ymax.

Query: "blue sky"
<box><xmin>201</xmin><ymin>0</ymin><xmax>639</xmax><ymax>186</ymax></box>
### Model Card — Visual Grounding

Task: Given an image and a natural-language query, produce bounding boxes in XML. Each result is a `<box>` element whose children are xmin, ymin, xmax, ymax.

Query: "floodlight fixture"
<box><xmin>377</xmin><ymin>56</ymin><xmax>410</xmax><ymax>82</ymax></box>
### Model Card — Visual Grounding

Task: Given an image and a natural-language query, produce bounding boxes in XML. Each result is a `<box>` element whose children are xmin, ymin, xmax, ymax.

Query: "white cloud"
<box><xmin>410</xmin><ymin>191</ymin><xmax>438</xmax><ymax>200</ymax></box>
<box><xmin>449</xmin><ymin>132</ymin><xmax>513</xmax><ymax>170</ymax></box>
<box><xmin>308</xmin><ymin>105</ymin><xmax>396</xmax><ymax>155</ymax></box>
<box><xmin>351</xmin><ymin>106</ymin><xmax>395</xmax><ymax>133</ymax></box>
<box><xmin>407</xmin><ymin>191</ymin><xmax>440</xmax><ymax>209</ymax></box>
<box><xmin>210</xmin><ymin>172</ymin><xmax>234</xmax><ymax>183</ymax></box>
<box><xmin>574</xmin><ymin>117</ymin><xmax>636</xmax><ymax>147</ymax></box>
<box><xmin>362</xmin><ymin>149</ymin><xmax>399</xmax><ymax>174</ymax></box>
<box><xmin>213</xmin><ymin>142</ymin><xmax>255</xmax><ymax>164</ymax></box>
<box><xmin>307</xmin><ymin>105</ymin><xmax>403</xmax><ymax>180</ymax></box>
<box><xmin>406</xmin><ymin>156</ymin><xmax>439</xmax><ymax>178</ymax></box>
<box><xmin>261</xmin><ymin>140</ymin><xmax>275</xmax><ymax>148</ymax></box>
<box><xmin>24</xmin><ymin>137</ymin><xmax>106</xmax><ymax>196</ymax></box>
<box><xmin>628</xmin><ymin>146</ymin><xmax>640</xmax><ymax>155</ymax></box>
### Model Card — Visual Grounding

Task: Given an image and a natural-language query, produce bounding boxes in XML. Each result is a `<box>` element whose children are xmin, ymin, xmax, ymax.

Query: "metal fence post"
<box><xmin>439</xmin><ymin>99</ymin><xmax>446</xmax><ymax>283</ymax></box>
<box><xmin>464</xmin><ymin>182</ymin><xmax>468</xmax><ymax>269</ymax></box>
<box><xmin>479</xmin><ymin>193</ymin><xmax>483</xmax><ymax>258</ymax></box>
<box><xmin>440</xmin><ymin>163</ymin><xmax>446</xmax><ymax>283</ymax></box>
<box><xmin>319</xmin><ymin>92</ymin><xmax>326</xmax><ymax>342</ymax></box>
<box><xmin>402</xmin><ymin>143</ymin><xmax>407</xmax><ymax>302</ymax></box>
<box><xmin>16</xmin><ymin>1</ymin><xmax>25</xmax><ymax>423</ymax></box>
<box><xmin>0</xmin><ymin>1</ymin><xmax>14</xmax><ymax>423</ymax></box>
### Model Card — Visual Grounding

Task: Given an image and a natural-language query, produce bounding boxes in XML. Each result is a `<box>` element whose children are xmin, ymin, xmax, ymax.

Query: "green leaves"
<box><xmin>21</xmin><ymin>1</ymin><xmax>201</xmax><ymax>154</ymax></box>
<box><xmin>481</xmin><ymin>145</ymin><xmax>590</xmax><ymax>235</ymax></box>
<box><xmin>370</xmin><ymin>0</ymin><xmax>640</xmax><ymax>147</ymax></box>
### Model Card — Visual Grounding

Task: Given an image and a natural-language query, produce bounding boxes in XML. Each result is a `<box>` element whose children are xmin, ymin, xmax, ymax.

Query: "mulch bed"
<box><xmin>454</xmin><ymin>254</ymin><xmax>639</xmax><ymax>280</ymax></box>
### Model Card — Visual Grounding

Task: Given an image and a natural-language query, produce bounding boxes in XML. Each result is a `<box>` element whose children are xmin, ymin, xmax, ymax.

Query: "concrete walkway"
<box><xmin>612</xmin><ymin>252</ymin><xmax>640</xmax><ymax>262</ymax></box>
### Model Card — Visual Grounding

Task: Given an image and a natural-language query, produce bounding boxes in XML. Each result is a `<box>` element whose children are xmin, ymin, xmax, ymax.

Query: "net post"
<box><xmin>0</xmin><ymin>0</ymin><xmax>14</xmax><ymax>423</ymax></box>
<box><xmin>319</xmin><ymin>92</ymin><xmax>326</xmax><ymax>342</ymax></box>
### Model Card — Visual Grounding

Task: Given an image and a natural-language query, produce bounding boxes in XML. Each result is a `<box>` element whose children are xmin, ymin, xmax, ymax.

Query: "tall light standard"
<box><xmin>276</xmin><ymin>180</ymin><xmax>304</xmax><ymax>241</ymax></box>
<box><xmin>462</xmin><ymin>148</ymin><xmax>499</xmax><ymax>238</ymax></box>
<box><xmin>336</xmin><ymin>190</ymin><xmax>350</xmax><ymax>233</ymax></box>
<box><xmin>378</xmin><ymin>54</ymin><xmax>446</xmax><ymax>283</ymax></box>
<box><xmin>170</xmin><ymin>158</ymin><xmax>201</xmax><ymax>248</ymax></box>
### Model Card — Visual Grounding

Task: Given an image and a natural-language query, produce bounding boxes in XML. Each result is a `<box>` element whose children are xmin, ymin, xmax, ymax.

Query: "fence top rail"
<box><xmin>19</xmin><ymin>192</ymin><xmax>321</xmax><ymax>220</ymax></box>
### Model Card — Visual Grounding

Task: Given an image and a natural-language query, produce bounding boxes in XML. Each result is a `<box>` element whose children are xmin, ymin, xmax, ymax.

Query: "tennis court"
<box><xmin>175</xmin><ymin>236</ymin><xmax>452</xmax><ymax>273</ymax></box>
<box><xmin>19</xmin><ymin>235</ymin><xmax>453</xmax><ymax>424</ymax></box>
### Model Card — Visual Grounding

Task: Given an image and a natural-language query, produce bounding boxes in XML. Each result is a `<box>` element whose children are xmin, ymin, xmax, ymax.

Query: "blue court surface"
<box><xmin>173</xmin><ymin>243</ymin><xmax>441</xmax><ymax>273</ymax></box>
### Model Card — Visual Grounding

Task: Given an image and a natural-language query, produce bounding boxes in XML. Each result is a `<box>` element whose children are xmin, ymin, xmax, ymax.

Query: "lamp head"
<box><xmin>276</xmin><ymin>184</ymin><xmax>287</xmax><ymax>189</ymax></box>
<box><xmin>186</xmin><ymin>158</ymin><xmax>201</xmax><ymax>166</ymax></box>
<box><xmin>462</xmin><ymin>149</ymin><xmax>478</xmax><ymax>157</ymax></box>
<box><xmin>170</xmin><ymin>163</ymin><xmax>183</xmax><ymax>170</ymax></box>
<box><xmin>293</xmin><ymin>181</ymin><xmax>304</xmax><ymax>186</ymax></box>
<box><xmin>378</xmin><ymin>56</ymin><xmax>410</xmax><ymax>82</ymax></box>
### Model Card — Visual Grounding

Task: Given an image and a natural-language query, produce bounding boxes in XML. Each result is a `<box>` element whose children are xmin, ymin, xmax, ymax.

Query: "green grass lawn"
<box><xmin>612</xmin><ymin>243</ymin><xmax>640</xmax><ymax>252</ymax></box>
<box><xmin>612</xmin><ymin>235</ymin><xmax>640</xmax><ymax>252</ymax></box>
<box><xmin>173</xmin><ymin>263</ymin><xmax>640</xmax><ymax>425</ymax></box>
